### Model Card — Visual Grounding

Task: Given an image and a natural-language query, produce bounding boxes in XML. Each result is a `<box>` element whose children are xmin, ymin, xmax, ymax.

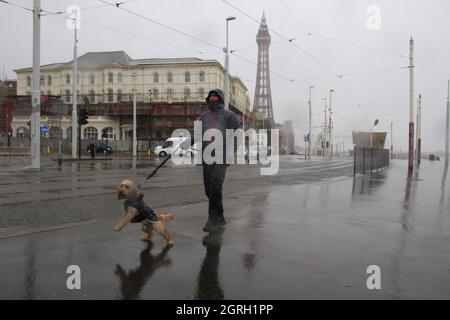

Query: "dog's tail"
<box><xmin>157</xmin><ymin>213</ymin><xmax>174</xmax><ymax>222</ymax></box>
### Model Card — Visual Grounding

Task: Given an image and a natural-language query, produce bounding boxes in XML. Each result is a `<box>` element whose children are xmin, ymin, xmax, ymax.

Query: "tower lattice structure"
<box><xmin>253</xmin><ymin>12</ymin><xmax>274</xmax><ymax>124</ymax></box>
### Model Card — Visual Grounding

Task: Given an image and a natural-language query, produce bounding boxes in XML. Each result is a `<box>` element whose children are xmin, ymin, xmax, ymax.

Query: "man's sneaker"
<box><xmin>215</xmin><ymin>215</ymin><xmax>227</xmax><ymax>226</ymax></box>
<box><xmin>202</xmin><ymin>219</ymin><xmax>213</xmax><ymax>232</ymax></box>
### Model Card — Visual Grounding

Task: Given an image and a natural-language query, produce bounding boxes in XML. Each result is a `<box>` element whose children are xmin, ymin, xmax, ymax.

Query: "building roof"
<box><xmin>14</xmin><ymin>51</ymin><xmax>222</xmax><ymax>72</ymax></box>
<box><xmin>131</xmin><ymin>57</ymin><xmax>219</xmax><ymax>66</ymax></box>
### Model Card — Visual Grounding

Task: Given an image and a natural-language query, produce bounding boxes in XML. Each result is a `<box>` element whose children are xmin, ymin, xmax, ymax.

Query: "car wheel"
<box><xmin>159</xmin><ymin>151</ymin><xmax>167</xmax><ymax>157</ymax></box>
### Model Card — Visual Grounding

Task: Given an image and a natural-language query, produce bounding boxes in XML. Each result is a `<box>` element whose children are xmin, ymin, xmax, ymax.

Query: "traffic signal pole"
<box><xmin>78</xmin><ymin>119</ymin><xmax>81</xmax><ymax>160</ymax></box>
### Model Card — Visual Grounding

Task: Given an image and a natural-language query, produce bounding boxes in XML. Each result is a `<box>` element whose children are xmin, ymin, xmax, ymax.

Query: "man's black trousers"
<box><xmin>202</xmin><ymin>163</ymin><xmax>228</xmax><ymax>221</ymax></box>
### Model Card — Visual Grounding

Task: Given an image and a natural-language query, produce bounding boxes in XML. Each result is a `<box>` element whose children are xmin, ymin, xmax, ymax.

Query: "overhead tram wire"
<box><xmin>98</xmin><ymin>0</ymin><xmax>223</xmax><ymax>51</ymax></box>
<box><xmin>0</xmin><ymin>0</ymin><xmax>33</xmax><ymax>13</ymax></box>
<box><xmin>221</xmin><ymin>0</ymin><xmax>409</xmax><ymax>125</ymax></box>
<box><xmin>39</xmin><ymin>8</ymin><xmax>209</xmax><ymax>56</ymax></box>
<box><xmin>277</xmin><ymin>0</ymin><xmax>406</xmax><ymax>59</ymax></box>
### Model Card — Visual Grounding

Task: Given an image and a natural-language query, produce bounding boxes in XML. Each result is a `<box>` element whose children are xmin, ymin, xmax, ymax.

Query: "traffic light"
<box><xmin>79</xmin><ymin>109</ymin><xmax>89</xmax><ymax>125</ymax></box>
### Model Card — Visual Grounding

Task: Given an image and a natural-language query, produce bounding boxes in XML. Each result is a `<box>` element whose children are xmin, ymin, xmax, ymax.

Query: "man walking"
<box><xmin>201</xmin><ymin>89</ymin><xmax>240</xmax><ymax>233</ymax></box>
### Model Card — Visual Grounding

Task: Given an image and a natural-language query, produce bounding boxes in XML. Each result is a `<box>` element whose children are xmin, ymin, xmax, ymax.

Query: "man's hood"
<box><xmin>206</xmin><ymin>89</ymin><xmax>225</xmax><ymax>103</ymax></box>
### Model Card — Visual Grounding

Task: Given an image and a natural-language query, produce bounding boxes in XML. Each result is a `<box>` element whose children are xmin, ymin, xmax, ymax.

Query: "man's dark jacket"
<box><xmin>200</xmin><ymin>89</ymin><xmax>240</xmax><ymax>163</ymax></box>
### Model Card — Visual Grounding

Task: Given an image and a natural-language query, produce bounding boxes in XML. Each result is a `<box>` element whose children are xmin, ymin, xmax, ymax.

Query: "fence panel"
<box><xmin>354</xmin><ymin>147</ymin><xmax>389</xmax><ymax>175</ymax></box>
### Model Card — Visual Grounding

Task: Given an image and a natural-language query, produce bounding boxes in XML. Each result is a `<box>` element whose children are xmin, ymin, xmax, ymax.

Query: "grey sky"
<box><xmin>1</xmin><ymin>0</ymin><xmax>449</xmax><ymax>152</ymax></box>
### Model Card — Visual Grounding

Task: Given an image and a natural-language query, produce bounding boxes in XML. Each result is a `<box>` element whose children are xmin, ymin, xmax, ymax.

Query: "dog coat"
<box><xmin>124</xmin><ymin>193</ymin><xmax>159</xmax><ymax>223</ymax></box>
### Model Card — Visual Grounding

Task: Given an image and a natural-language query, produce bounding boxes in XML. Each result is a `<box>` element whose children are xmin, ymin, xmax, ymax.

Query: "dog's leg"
<box><xmin>153</xmin><ymin>221</ymin><xmax>174</xmax><ymax>245</ymax></box>
<box><xmin>115</xmin><ymin>207</ymin><xmax>138</xmax><ymax>231</ymax></box>
<box><xmin>140</xmin><ymin>221</ymin><xmax>154</xmax><ymax>241</ymax></box>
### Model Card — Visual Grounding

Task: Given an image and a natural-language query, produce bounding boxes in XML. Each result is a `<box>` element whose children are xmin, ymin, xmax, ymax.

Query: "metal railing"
<box><xmin>354</xmin><ymin>147</ymin><xmax>390</xmax><ymax>175</ymax></box>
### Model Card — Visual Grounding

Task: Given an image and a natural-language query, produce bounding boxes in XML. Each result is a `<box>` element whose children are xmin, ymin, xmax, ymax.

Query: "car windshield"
<box><xmin>162</xmin><ymin>141</ymin><xmax>173</xmax><ymax>148</ymax></box>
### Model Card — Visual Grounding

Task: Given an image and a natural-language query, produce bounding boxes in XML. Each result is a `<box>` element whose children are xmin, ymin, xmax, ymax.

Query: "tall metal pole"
<box><xmin>224</xmin><ymin>17</ymin><xmax>236</xmax><ymax>110</ymax></box>
<box><xmin>322</xmin><ymin>97</ymin><xmax>327</xmax><ymax>157</ymax></box>
<box><xmin>329</xmin><ymin>89</ymin><xmax>334</xmax><ymax>157</ymax></box>
<box><xmin>31</xmin><ymin>0</ymin><xmax>41</xmax><ymax>169</ymax></box>
<box><xmin>132</xmin><ymin>73</ymin><xmax>137</xmax><ymax>157</ymax></box>
<box><xmin>445</xmin><ymin>80</ymin><xmax>449</xmax><ymax>164</ymax></box>
<box><xmin>390</xmin><ymin>121</ymin><xmax>394</xmax><ymax>159</ymax></box>
<box><xmin>308</xmin><ymin>85</ymin><xmax>314</xmax><ymax>159</ymax></box>
<box><xmin>408</xmin><ymin>37</ymin><xmax>415</xmax><ymax>175</ymax></box>
<box><xmin>416</xmin><ymin>94</ymin><xmax>422</xmax><ymax>165</ymax></box>
<box><xmin>71</xmin><ymin>24</ymin><xmax>78</xmax><ymax>159</ymax></box>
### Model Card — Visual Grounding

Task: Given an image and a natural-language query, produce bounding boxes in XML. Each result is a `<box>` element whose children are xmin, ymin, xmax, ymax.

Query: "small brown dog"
<box><xmin>115</xmin><ymin>179</ymin><xmax>174</xmax><ymax>245</ymax></box>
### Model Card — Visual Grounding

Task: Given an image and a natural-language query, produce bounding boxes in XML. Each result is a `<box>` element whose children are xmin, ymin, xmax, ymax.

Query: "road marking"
<box><xmin>0</xmin><ymin>218</ymin><xmax>103</xmax><ymax>240</ymax></box>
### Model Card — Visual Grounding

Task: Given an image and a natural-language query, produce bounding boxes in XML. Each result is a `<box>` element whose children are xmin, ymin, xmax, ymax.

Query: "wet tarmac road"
<box><xmin>0</xmin><ymin>157</ymin><xmax>449</xmax><ymax>299</ymax></box>
<box><xmin>0</xmin><ymin>156</ymin><xmax>353</xmax><ymax>229</ymax></box>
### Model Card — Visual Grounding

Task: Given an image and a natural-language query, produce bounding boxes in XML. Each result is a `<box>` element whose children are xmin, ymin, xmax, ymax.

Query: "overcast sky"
<box><xmin>1</xmin><ymin>0</ymin><xmax>450</xmax><ymax>152</ymax></box>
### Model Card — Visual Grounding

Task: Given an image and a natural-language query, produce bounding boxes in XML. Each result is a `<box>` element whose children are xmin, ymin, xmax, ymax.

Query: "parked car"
<box><xmin>87</xmin><ymin>143</ymin><xmax>112</xmax><ymax>154</ymax></box>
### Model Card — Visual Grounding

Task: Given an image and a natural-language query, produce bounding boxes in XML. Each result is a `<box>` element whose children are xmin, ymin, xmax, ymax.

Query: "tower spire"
<box><xmin>253</xmin><ymin>12</ymin><xmax>274</xmax><ymax>125</ymax></box>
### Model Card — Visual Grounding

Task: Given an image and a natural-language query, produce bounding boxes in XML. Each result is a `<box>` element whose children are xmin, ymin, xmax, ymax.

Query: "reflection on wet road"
<box><xmin>115</xmin><ymin>242</ymin><xmax>172</xmax><ymax>300</ymax></box>
<box><xmin>0</xmin><ymin>158</ymin><xmax>449</xmax><ymax>299</ymax></box>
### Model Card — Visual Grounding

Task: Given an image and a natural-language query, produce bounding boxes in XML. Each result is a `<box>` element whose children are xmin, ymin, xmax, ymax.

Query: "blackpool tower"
<box><xmin>253</xmin><ymin>12</ymin><xmax>274</xmax><ymax>125</ymax></box>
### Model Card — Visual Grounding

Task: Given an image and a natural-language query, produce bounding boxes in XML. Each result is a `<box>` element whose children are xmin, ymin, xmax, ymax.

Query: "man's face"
<box><xmin>208</xmin><ymin>95</ymin><xmax>220</xmax><ymax>103</ymax></box>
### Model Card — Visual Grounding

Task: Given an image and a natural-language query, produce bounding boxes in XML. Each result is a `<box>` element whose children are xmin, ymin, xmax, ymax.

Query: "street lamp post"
<box><xmin>131</xmin><ymin>73</ymin><xmax>137</xmax><ymax>157</ymax></box>
<box><xmin>148</xmin><ymin>89</ymin><xmax>152</xmax><ymax>153</ymax></box>
<box><xmin>31</xmin><ymin>0</ymin><xmax>41</xmax><ymax>169</ymax></box>
<box><xmin>322</xmin><ymin>97</ymin><xmax>327</xmax><ymax>157</ymax></box>
<box><xmin>329</xmin><ymin>89</ymin><xmax>335</xmax><ymax>157</ymax></box>
<box><xmin>224</xmin><ymin>16</ymin><xmax>236</xmax><ymax>110</ymax></box>
<box><xmin>308</xmin><ymin>85</ymin><xmax>314</xmax><ymax>160</ymax></box>
<box><xmin>370</xmin><ymin>119</ymin><xmax>379</xmax><ymax>149</ymax></box>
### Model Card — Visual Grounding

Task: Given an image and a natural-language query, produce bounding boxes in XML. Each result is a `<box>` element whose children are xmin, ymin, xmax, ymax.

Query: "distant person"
<box><xmin>201</xmin><ymin>89</ymin><xmax>240</xmax><ymax>233</ymax></box>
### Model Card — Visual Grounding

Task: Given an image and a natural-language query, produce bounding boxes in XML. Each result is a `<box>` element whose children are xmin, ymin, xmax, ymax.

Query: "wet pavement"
<box><xmin>0</xmin><ymin>157</ymin><xmax>449</xmax><ymax>299</ymax></box>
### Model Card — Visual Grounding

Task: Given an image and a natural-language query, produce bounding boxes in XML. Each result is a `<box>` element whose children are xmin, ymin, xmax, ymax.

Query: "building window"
<box><xmin>198</xmin><ymin>87</ymin><xmax>205</xmax><ymax>98</ymax></box>
<box><xmin>166</xmin><ymin>88</ymin><xmax>173</xmax><ymax>99</ymax></box>
<box><xmin>117</xmin><ymin>89</ymin><xmax>123</xmax><ymax>102</ymax></box>
<box><xmin>49</xmin><ymin>127</ymin><xmax>62</xmax><ymax>139</ymax></box>
<box><xmin>40</xmin><ymin>76</ymin><xmax>44</xmax><ymax>87</ymax></box>
<box><xmin>47</xmin><ymin>90</ymin><xmax>52</xmax><ymax>96</ymax></box>
<box><xmin>66</xmin><ymin>74</ymin><xmax>71</xmax><ymax>84</ymax></box>
<box><xmin>89</xmin><ymin>74</ymin><xmax>95</xmax><ymax>85</ymax></box>
<box><xmin>152</xmin><ymin>89</ymin><xmax>159</xmax><ymax>99</ymax></box>
<box><xmin>89</xmin><ymin>90</ymin><xmax>95</xmax><ymax>103</ymax></box>
<box><xmin>117</xmin><ymin>73</ymin><xmax>122</xmax><ymax>83</ymax></box>
<box><xmin>167</xmin><ymin>71</ymin><xmax>173</xmax><ymax>83</ymax></box>
<box><xmin>108</xmin><ymin>72</ymin><xmax>113</xmax><ymax>83</ymax></box>
<box><xmin>84</xmin><ymin>127</ymin><xmax>98</xmax><ymax>140</ymax></box>
<box><xmin>26</xmin><ymin>76</ymin><xmax>31</xmax><ymax>86</ymax></box>
<box><xmin>199</xmin><ymin>71</ymin><xmax>205</xmax><ymax>82</ymax></box>
<box><xmin>108</xmin><ymin>89</ymin><xmax>113</xmax><ymax>102</ymax></box>
<box><xmin>185</xmin><ymin>71</ymin><xmax>191</xmax><ymax>83</ymax></box>
<box><xmin>16</xmin><ymin>127</ymin><xmax>29</xmax><ymax>139</ymax></box>
<box><xmin>101</xmin><ymin>127</ymin><xmax>116</xmax><ymax>140</ymax></box>
<box><xmin>184</xmin><ymin>87</ymin><xmax>190</xmax><ymax>98</ymax></box>
<box><xmin>65</xmin><ymin>90</ymin><xmax>71</xmax><ymax>103</ymax></box>
<box><xmin>47</xmin><ymin>75</ymin><xmax>52</xmax><ymax>86</ymax></box>
<box><xmin>77</xmin><ymin>74</ymin><xmax>80</xmax><ymax>84</ymax></box>
<box><xmin>153</xmin><ymin>72</ymin><xmax>159</xmax><ymax>83</ymax></box>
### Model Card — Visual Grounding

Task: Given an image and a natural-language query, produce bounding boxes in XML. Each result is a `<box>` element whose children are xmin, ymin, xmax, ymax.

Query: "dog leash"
<box><xmin>138</xmin><ymin>145</ymin><xmax>183</xmax><ymax>187</ymax></box>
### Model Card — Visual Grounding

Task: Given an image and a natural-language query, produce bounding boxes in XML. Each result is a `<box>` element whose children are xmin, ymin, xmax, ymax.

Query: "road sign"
<box><xmin>40</xmin><ymin>125</ymin><xmax>48</xmax><ymax>133</ymax></box>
